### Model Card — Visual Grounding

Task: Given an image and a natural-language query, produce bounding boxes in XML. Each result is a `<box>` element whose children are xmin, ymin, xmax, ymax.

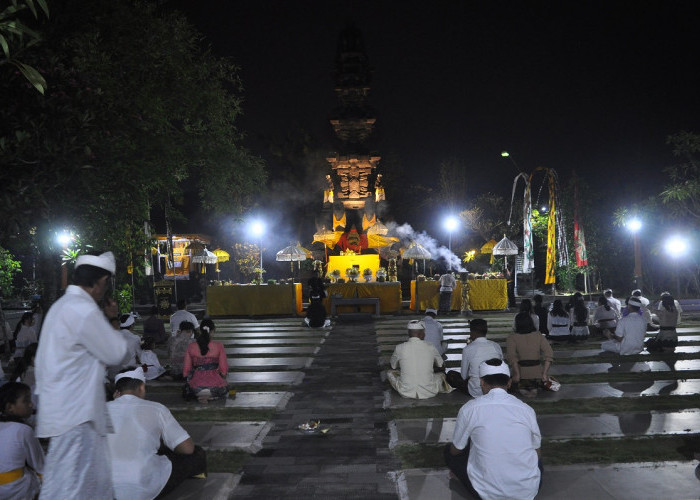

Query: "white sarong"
<box><xmin>40</xmin><ymin>422</ymin><xmax>113</xmax><ymax>500</ymax></box>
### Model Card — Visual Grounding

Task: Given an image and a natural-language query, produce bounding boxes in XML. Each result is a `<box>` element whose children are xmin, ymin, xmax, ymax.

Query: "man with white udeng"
<box><xmin>422</xmin><ymin>308</ymin><xmax>447</xmax><ymax>357</ymax></box>
<box><xmin>35</xmin><ymin>251</ymin><xmax>129</xmax><ymax>499</ymax></box>
<box><xmin>387</xmin><ymin>320</ymin><xmax>451</xmax><ymax>399</ymax></box>
<box><xmin>601</xmin><ymin>296</ymin><xmax>647</xmax><ymax>355</ymax></box>
<box><xmin>445</xmin><ymin>358</ymin><xmax>542</xmax><ymax>499</ymax></box>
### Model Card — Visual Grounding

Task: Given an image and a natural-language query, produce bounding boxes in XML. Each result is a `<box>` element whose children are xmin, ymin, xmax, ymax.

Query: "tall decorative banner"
<box><xmin>574</xmin><ymin>181</ymin><xmax>588</xmax><ymax>267</ymax></box>
<box><xmin>508</xmin><ymin>173</ymin><xmax>533</xmax><ymax>273</ymax></box>
<box><xmin>545</xmin><ymin>180</ymin><xmax>557</xmax><ymax>284</ymax></box>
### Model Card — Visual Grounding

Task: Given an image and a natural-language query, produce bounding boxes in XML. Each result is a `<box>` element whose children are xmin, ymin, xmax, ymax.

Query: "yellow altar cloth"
<box><xmin>206</xmin><ymin>283</ymin><xmax>302</xmax><ymax>316</ymax></box>
<box><xmin>324</xmin><ymin>282</ymin><xmax>402</xmax><ymax>314</ymax></box>
<box><xmin>327</xmin><ymin>254</ymin><xmax>380</xmax><ymax>278</ymax></box>
<box><xmin>410</xmin><ymin>279</ymin><xmax>507</xmax><ymax>312</ymax></box>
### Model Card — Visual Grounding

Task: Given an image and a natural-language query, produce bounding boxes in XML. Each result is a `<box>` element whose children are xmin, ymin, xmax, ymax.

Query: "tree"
<box><xmin>0</xmin><ymin>0</ymin><xmax>266</xmax><ymax>300</ymax></box>
<box><xmin>661</xmin><ymin>131</ymin><xmax>700</xmax><ymax>223</ymax></box>
<box><xmin>0</xmin><ymin>246</ymin><xmax>21</xmax><ymax>298</ymax></box>
<box><xmin>459</xmin><ymin>193</ymin><xmax>508</xmax><ymax>243</ymax></box>
<box><xmin>0</xmin><ymin>0</ymin><xmax>49</xmax><ymax>93</ymax></box>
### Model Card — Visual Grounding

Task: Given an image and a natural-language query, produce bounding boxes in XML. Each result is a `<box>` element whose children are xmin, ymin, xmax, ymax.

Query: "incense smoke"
<box><xmin>386</xmin><ymin>222</ymin><xmax>466</xmax><ymax>272</ymax></box>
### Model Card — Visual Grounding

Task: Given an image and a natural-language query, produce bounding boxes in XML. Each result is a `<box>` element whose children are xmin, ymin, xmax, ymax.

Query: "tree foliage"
<box><xmin>0</xmin><ymin>0</ymin><xmax>266</xmax><ymax>297</ymax></box>
<box><xmin>661</xmin><ymin>131</ymin><xmax>700</xmax><ymax>222</ymax></box>
<box><xmin>0</xmin><ymin>246</ymin><xmax>21</xmax><ymax>298</ymax></box>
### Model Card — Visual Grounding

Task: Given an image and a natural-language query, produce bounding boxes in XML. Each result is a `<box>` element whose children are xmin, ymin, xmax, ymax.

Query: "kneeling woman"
<box><xmin>183</xmin><ymin>319</ymin><xmax>229</xmax><ymax>401</ymax></box>
<box><xmin>507</xmin><ymin>313</ymin><xmax>554</xmax><ymax>395</ymax></box>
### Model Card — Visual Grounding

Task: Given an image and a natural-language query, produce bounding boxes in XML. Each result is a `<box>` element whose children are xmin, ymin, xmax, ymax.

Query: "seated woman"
<box><xmin>647</xmin><ymin>293</ymin><xmax>680</xmax><ymax>351</ymax></box>
<box><xmin>547</xmin><ymin>299</ymin><xmax>570</xmax><ymax>341</ymax></box>
<box><xmin>0</xmin><ymin>382</ymin><xmax>45</xmax><ymax>500</ymax></box>
<box><xmin>183</xmin><ymin>319</ymin><xmax>228</xmax><ymax>402</ymax></box>
<box><xmin>168</xmin><ymin>321</ymin><xmax>195</xmax><ymax>381</ymax></box>
<box><xmin>507</xmin><ymin>313</ymin><xmax>554</xmax><ymax>397</ymax></box>
<box><xmin>140</xmin><ymin>338</ymin><xmax>166</xmax><ymax>380</ymax></box>
<box><xmin>12</xmin><ymin>312</ymin><xmax>37</xmax><ymax>362</ymax></box>
<box><xmin>512</xmin><ymin>298</ymin><xmax>539</xmax><ymax>332</ymax></box>
<box><xmin>569</xmin><ymin>295</ymin><xmax>590</xmax><ymax>342</ymax></box>
<box><xmin>591</xmin><ymin>295</ymin><xmax>619</xmax><ymax>338</ymax></box>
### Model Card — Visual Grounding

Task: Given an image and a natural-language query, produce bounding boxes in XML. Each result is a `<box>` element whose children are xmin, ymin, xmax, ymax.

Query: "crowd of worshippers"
<box><xmin>0</xmin><ymin>251</ymin><xmax>232</xmax><ymax>499</ymax></box>
<box><xmin>386</xmin><ymin>289</ymin><xmax>683</xmax><ymax>498</ymax></box>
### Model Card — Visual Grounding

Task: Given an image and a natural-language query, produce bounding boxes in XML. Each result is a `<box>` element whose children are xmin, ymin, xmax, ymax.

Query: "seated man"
<box><xmin>446</xmin><ymin>318</ymin><xmax>503</xmax><ymax>397</ymax></box>
<box><xmin>170</xmin><ymin>299</ymin><xmax>199</xmax><ymax>336</ymax></box>
<box><xmin>601</xmin><ymin>297</ymin><xmax>647</xmax><ymax>355</ymax></box>
<box><xmin>386</xmin><ymin>320</ymin><xmax>452</xmax><ymax>399</ymax></box>
<box><xmin>423</xmin><ymin>308</ymin><xmax>447</xmax><ymax>357</ymax></box>
<box><xmin>107</xmin><ymin>367</ymin><xmax>206</xmax><ymax>499</ymax></box>
<box><xmin>143</xmin><ymin>306</ymin><xmax>168</xmax><ymax>344</ymax></box>
<box><xmin>445</xmin><ymin>358</ymin><xmax>542</xmax><ymax>499</ymax></box>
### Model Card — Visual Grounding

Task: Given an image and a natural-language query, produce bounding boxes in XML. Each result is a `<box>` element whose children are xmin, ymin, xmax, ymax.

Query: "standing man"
<box><xmin>35</xmin><ymin>251</ymin><xmax>129</xmax><ymax>499</ymax></box>
<box><xmin>439</xmin><ymin>269</ymin><xmax>457</xmax><ymax>315</ymax></box>
<box><xmin>604</xmin><ymin>288</ymin><xmax>621</xmax><ymax>316</ymax></box>
<box><xmin>170</xmin><ymin>299</ymin><xmax>199</xmax><ymax>336</ymax></box>
<box><xmin>447</xmin><ymin>319</ymin><xmax>503</xmax><ymax>397</ymax></box>
<box><xmin>386</xmin><ymin>320</ymin><xmax>451</xmax><ymax>399</ymax></box>
<box><xmin>445</xmin><ymin>358</ymin><xmax>542</xmax><ymax>499</ymax></box>
<box><xmin>601</xmin><ymin>297</ymin><xmax>647</xmax><ymax>355</ymax></box>
<box><xmin>423</xmin><ymin>308</ymin><xmax>447</xmax><ymax>357</ymax></box>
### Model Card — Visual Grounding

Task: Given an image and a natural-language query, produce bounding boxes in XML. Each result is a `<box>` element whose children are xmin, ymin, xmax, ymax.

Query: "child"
<box><xmin>140</xmin><ymin>338</ymin><xmax>166</xmax><ymax>380</ymax></box>
<box><xmin>12</xmin><ymin>312</ymin><xmax>37</xmax><ymax>362</ymax></box>
<box><xmin>168</xmin><ymin>321</ymin><xmax>195</xmax><ymax>380</ymax></box>
<box><xmin>0</xmin><ymin>382</ymin><xmax>45</xmax><ymax>499</ymax></box>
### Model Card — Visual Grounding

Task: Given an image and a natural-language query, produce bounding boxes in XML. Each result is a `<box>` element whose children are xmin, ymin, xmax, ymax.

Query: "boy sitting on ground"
<box><xmin>106</xmin><ymin>367</ymin><xmax>206</xmax><ymax>499</ymax></box>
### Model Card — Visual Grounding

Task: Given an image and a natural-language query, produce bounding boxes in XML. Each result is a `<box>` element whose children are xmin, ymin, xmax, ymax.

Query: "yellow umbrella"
<box><xmin>213</xmin><ymin>248</ymin><xmax>230</xmax><ymax>277</ymax></box>
<box><xmin>480</xmin><ymin>239</ymin><xmax>498</xmax><ymax>265</ymax></box>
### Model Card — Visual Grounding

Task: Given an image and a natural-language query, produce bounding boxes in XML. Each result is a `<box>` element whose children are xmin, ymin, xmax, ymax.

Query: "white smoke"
<box><xmin>386</xmin><ymin>222</ymin><xmax>466</xmax><ymax>272</ymax></box>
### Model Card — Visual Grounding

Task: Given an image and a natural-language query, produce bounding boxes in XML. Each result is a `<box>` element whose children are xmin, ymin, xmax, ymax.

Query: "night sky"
<box><xmin>178</xmin><ymin>1</ymin><xmax>700</xmax><ymax>235</ymax></box>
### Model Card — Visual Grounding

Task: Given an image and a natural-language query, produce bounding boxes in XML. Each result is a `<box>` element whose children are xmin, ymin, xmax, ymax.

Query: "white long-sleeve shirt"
<box><xmin>35</xmin><ymin>285</ymin><xmax>129</xmax><ymax>437</ymax></box>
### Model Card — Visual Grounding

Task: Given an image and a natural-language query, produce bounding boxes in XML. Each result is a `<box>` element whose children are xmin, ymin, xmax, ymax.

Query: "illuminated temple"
<box><xmin>315</xmin><ymin>24</ymin><xmax>396</xmax><ymax>275</ymax></box>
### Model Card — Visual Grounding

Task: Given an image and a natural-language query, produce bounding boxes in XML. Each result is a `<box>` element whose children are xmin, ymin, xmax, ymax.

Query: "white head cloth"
<box><xmin>425</xmin><ymin>308</ymin><xmax>437</xmax><ymax>315</ymax></box>
<box><xmin>479</xmin><ymin>359</ymin><xmax>510</xmax><ymax>378</ymax></box>
<box><xmin>115</xmin><ymin>366</ymin><xmax>146</xmax><ymax>384</ymax></box>
<box><xmin>407</xmin><ymin>320</ymin><xmax>425</xmax><ymax>330</ymax></box>
<box><xmin>120</xmin><ymin>313</ymin><xmax>135</xmax><ymax>329</ymax></box>
<box><xmin>75</xmin><ymin>251</ymin><xmax>116</xmax><ymax>274</ymax></box>
<box><xmin>627</xmin><ymin>297</ymin><xmax>643</xmax><ymax>308</ymax></box>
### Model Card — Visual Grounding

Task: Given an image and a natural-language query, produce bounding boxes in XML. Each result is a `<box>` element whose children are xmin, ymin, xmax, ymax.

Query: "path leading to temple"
<box><xmin>231</xmin><ymin>319</ymin><xmax>399</xmax><ymax>499</ymax></box>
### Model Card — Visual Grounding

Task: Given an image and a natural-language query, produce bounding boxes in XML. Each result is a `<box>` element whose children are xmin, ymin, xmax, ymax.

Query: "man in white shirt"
<box><xmin>438</xmin><ymin>270</ymin><xmax>457</xmax><ymax>314</ymax></box>
<box><xmin>603</xmin><ymin>289</ymin><xmax>621</xmax><ymax>316</ymax></box>
<box><xmin>35</xmin><ymin>251</ymin><xmax>129</xmax><ymax>499</ymax></box>
<box><xmin>445</xmin><ymin>358</ymin><xmax>542</xmax><ymax>499</ymax></box>
<box><xmin>386</xmin><ymin>320</ymin><xmax>452</xmax><ymax>399</ymax></box>
<box><xmin>447</xmin><ymin>319</ymin><xmax>503</xmax><ymax>397</ymax></box>
<box><xmin>170</xmin><ymin>299</ymin><xmax>199</xmax><ymax>336</ymax></box>
<box><xmin>107</xmin><ymin>367</ymin><xmax>206</xmax><ymax>499</ymax></box>
<box><xmin>601</xmin><ymin>297</ymin><xmax>647</xmax><ymax>355</ymax></box>
<box><xmin>423</xmin><ymin>308</ymin><xmax>447</xmax><ymax>357</ymax></box>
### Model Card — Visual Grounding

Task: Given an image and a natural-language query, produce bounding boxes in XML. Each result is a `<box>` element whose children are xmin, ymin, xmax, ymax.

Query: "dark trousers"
<box><xmin>443</xmin><ymin>442</ymin><xmax>543</xmax><ymax>499</ymax></box>
<box><xmin>439</xmin><ymin>291</ymin><xmax>453</xmax><ymax>313</ymax></box>
<box><xmin>156</xmin><ymin>445</ymin><xmax>207</xmax><ymax>498</ymax></box>
<box><xmin>445</xmin><ymin>370</ymin><xmax>470</xmax><ymax>394</ymax></box>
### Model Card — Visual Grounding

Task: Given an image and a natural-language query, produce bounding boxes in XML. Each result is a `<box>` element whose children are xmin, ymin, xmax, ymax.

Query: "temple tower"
<box><xmin>323</xmin><ymin>23</ymin><xmax>384</xmax><ymax>233</ymax></box>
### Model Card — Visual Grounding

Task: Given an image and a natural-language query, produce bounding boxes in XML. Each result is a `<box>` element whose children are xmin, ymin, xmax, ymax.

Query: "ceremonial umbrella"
<box><xmin>190</xmin><ymin>248</ymin><xmax>218</xmax><ymax>275</ymax></box>
<box><xmin>492</xmin><ymin>235</ymin><xmax>519</xmax><ymax>271</ymax></box>
<box><xmin>276</xmin><ymin>243</ymin><xmax>309</xmax><ymax>274</ymax></box>
<box><xmin>480</xmin><ymin>239</ymin><xmax>498</xmax><ymax>264</ymax></box>
<box><xmin>212</xmin><ymin>248</ymin><xmax>230</xmax><ymax>278</ymax></box>
<box><xmin>403</xmin><ymin>242</ymin><xmax>432</xmax><ymax>273</ymax></box>
<box><xmin>312</xmin><ymin>226</ymin><xmax>343</xmax><ymax>261</ymax></box>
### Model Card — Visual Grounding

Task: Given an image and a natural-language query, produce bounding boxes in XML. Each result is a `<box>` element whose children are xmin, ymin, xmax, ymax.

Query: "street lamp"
<box><xmin>626</xmin><ymin>217</ymin><xmax>643</xmax><ymax>290</ymax></box>
<box><xmin>444</xmin><ymin>216</ymin><xmax>459</xmax><ymax>254</ymax></box>
<box><xmin>500</xmin><ymin>150</ymin><xmax>519</xmax><ymax>170</ymax></box>
<box><xmin>250</xmin><ymin>220</ymin><xmax>265</xmax><ymax>281</ymax></box>
<box><xmin>56</xmin><ymin>230</ymin><xmax>75</xmax><ymax>291</ymax></box>
<box><xmin>665</xmin><ymin>235</ymin><xmax>689</xmax><ymax>296</ymax></box>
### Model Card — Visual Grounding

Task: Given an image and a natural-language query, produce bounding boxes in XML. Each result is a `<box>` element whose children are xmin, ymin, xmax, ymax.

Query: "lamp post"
<box><xmin>250</xmin><ymin>220</ymin><xmax>265</xmax><ymax>282</ymax></box>
<box><xmin>56</xmin><ymin>230</ymin><xmax>74</xmax><ymax>291</ymax></box>
<box><xmin>500</xmin><ymin>150</ymin><xmax>520</xmax><ymax>171</ymax></box>
<box><xmin>444</xmin><ymin>216</ymin><xmax>459</xmax><ymax>254</ymax></box>
<box><xmin>664</xmin><ymin>235</ymin><xmax>689</xmax><ymax>297</ymax></box>
<box><xmin>626</xmin><ymin>217</ymin><xmax>643</xmax><ymax>291</ymax></box>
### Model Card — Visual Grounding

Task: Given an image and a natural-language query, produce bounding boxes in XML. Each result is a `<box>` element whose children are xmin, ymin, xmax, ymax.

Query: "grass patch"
<box><xmin>390</xmin><ymin>395</ymin><xmax>700</xmax><ymax>420</ymax></box>
<box><xmin>172</xmin><ymin>408</ymin><xmax>276</xmax><ymax>422</ymax></box>
<box><xmin>207</xmin><ymin>450</ymin><xmax>250</xmax><ymax>473</ymax></box>
<box><xmin>392</xmin><ymin>434</ymin><xmax>700</xmax><ymax>469</ymax></box>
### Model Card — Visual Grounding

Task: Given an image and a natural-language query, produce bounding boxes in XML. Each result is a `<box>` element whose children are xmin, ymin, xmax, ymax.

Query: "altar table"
<box><xmin>323</xmin><ymin>282</ymin><xmax>402</xmax><ymax>315</ymax></box>
<box><xmin>206</xmin><ymin>283</ymin><xmax>303</xmax><ymax>316</ymax></box>
<box><xmin>410</xmin><ymin>279</ymin><xmax>507</xmax><ymax>312</ymax></box>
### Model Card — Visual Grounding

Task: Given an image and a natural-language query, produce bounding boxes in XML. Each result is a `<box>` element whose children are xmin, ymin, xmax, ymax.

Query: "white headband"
<box><xmin>425</xmin><ymin>308</ymin><xmax>437</xmax><ymax>315</ymax></box>
<box><xmin>479</xmin><ymin>359</ymin><xmax>510</xmax><ymax>378</ymax></box>
<box><xmin>120</xmin><ymin>314</ymin><xmax>135</xmax><ymax>329</ymax></box>
<box><xmin>75</xmin><ymin>251</ymin><xmax>116</xmax><ymax>274</ymax></box>
<box><xmin>407</xmin><ymin>320</ymin><xmax>425</xmax><ymax>330</ymax></box>
<box><xmin>115</xmin><ymin>367</ymin><xmax>146</xmax><ymax>384</ymax></box>
<box><xmin>628</xmin><ymin>297</ymin><xmax>643</xmax><ymax>308</ymax></box>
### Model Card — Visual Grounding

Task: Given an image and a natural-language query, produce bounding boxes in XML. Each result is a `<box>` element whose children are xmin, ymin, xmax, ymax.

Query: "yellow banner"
<box><xmin>545</xmin><ymin>174</ymin><xmax>556</xmax><ymax>284</ymax></box>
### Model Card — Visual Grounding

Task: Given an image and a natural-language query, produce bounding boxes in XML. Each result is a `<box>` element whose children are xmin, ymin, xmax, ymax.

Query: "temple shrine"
<box><xmin>315</xmin><ymin>23</ymin><xmax>396</xmax><ymax>277</ymax></box>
